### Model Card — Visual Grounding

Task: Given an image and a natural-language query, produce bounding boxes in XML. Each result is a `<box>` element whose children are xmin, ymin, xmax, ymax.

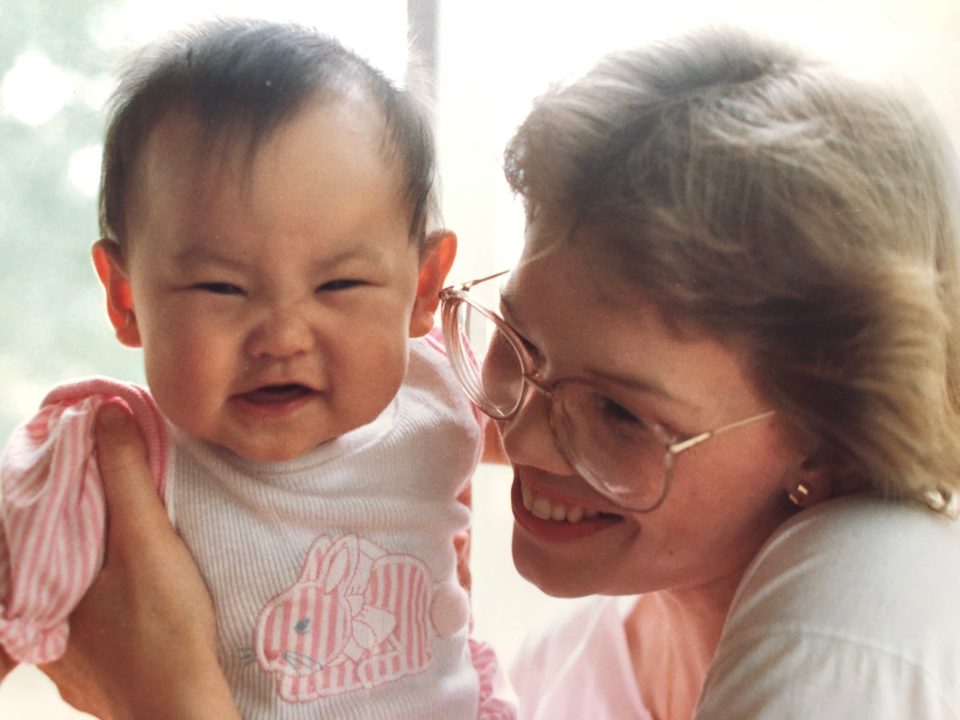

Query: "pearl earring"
<box><xmin>788</xmin><ymin>482</ymin><xmax>810</xmax><ymax>507</ymax></box>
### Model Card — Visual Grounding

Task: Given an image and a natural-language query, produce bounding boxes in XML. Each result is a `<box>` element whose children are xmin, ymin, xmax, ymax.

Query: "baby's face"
<box><xmin>120</xmin><ymin>96</ymin><xmax>422</xmax><ymax>461</ymax></box>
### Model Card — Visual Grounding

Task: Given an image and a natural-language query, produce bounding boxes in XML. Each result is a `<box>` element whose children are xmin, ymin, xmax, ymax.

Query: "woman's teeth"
<box><xmin>520</xmin><ymin>479</ymin><xmax>599</xmax><ymax>523</ymax></box>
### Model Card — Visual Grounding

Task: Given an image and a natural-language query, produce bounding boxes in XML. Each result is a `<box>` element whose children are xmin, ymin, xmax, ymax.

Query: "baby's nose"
<box><xmin>245</xmin><ymin>307</ymin><xmax>316</xmax><ymax>359</ymax></box>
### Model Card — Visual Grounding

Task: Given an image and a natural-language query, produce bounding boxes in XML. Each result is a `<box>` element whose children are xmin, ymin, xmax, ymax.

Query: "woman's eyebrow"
<box><xmin>500</xmin><ymin>288</ymin><xmax>694</xmax><ymax>410</ymax></box>
<box><xmin>584</xmin><ymin>367</ymin><xmax>694</xmax><ymax>409</ymax></box>
<box><xmin>498</xmin><ymin>290</ymin><xmax>520</xmax><ymax>325</ymax></box>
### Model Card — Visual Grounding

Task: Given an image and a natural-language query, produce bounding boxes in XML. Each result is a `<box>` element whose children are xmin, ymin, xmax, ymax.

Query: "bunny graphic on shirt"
<box><xmin>255</xmin><ymin>533</ymin><xmax>469</xmax><ymax>702</ymax></box>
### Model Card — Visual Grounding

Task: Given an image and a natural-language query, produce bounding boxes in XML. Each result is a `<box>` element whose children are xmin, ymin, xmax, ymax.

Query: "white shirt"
<box><xmin>510</xmin><ymin>595</ymin><xmax>650</xmax><ymax>720</ymax></box>
<box><xmin>0</xmin><ymin>336</ymin><xmax>493</xmax><ymax>720</ymax></box>
<box><xmin>169</xmin><ymin>336</ymin><xmax>484</xmax><ymax>719</ymax></box>
<box><xmin>697</xmin><ymin>495</ymin><xmax>960</xmax><ymax>719</ymax></box>
<box><xmin>511</xmin><ymin>496</ymin><xmax>960</xmax><ymax>719</ymax></box>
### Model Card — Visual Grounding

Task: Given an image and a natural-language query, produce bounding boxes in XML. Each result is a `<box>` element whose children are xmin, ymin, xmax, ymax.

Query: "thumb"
<box><xmin>94</xmin><ymin>401</ymin><xmax>169</xmax><ymax>541</ymax></box>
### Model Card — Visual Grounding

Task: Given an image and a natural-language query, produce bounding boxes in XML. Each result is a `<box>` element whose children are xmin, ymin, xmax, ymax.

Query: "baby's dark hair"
<box><xmin>99</xmin><ymin>18</ymin><xmax>437</xmax><ymax>246</ymax></box>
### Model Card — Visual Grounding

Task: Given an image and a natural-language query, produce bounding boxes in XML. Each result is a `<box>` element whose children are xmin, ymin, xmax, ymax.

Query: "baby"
<box><xmin>0</xmin><ymin>18</ymin><xmax>513</xmax><ymax>719</ymax></box>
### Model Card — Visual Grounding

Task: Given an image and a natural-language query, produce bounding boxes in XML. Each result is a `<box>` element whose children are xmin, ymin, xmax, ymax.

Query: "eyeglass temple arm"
<box><xmin>668</xmin><ymin>410</ymin><xmax>776</xmax><ymax>454</ymax></box>
<box><xmin>451</xmin><ymin>270</ymin><xmax>510</xmax><ymax>293</ymax></box>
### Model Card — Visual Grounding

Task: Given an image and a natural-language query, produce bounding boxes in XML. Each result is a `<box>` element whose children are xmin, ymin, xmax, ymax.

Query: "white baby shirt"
<box><xmin>1</xmin><ymin>335</ymin><xmax>496</xmax><ymax>719</ymax></box>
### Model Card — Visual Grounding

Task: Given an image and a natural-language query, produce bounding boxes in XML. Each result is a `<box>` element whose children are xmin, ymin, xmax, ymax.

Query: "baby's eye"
<box><xmin>193</xmin><ymin>282</ymin><xmax>244</xmax><ymax>296</ymax></box>
<box><xmin>317</xmin><ymin>279</ymin><xmax>364</xmax><ymax>292</ymax></box>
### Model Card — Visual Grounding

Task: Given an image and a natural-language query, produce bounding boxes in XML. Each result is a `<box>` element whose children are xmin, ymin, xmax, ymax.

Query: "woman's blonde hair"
<box><xmin>505</xmin><ymin>28</ymin><xmax>960</xmax><ymax>512</ymax></box>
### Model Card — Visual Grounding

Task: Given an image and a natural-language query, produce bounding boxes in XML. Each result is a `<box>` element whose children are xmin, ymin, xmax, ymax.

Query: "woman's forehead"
<box><xmin>517</xmin><ymin>215</ymin><xmax>654</xmax><ymax>315</ymax></box>
<box><xmin>507</xmin><ymin>230</ymin><xmax>765</xmax><ymax>412</ymax></box>
<box><xmin>507</xmin><ymin>243</ymin><xmax>657</xmax><ymax>361</ymax></box>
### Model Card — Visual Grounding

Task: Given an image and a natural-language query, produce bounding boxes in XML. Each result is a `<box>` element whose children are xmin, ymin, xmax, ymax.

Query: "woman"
<box><xmin>42</xmin><ymin>27</ymin><xmax>960</xmax><ymax>718</ymax></box>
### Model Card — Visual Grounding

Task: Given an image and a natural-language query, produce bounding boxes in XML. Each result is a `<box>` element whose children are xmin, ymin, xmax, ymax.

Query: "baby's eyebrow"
<box><xmin>172</xmin><ymin>246</ymin><xmax>245</xmax><ymax>270</ymax></box>
<box><xmin>309</xmin><ymin>246</ymin><xmax>387</xmax><ymax>272</ymax></box>
<box><xmin>171</xmin><ymin>245</ymin><xmax>387</xmax><ymax>271</ymax></box>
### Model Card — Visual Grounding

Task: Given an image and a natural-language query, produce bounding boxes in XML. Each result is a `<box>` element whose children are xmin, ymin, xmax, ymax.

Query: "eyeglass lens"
<box><xmin>552</xmin><ymin>387</ymin><xmax>672</xmax><ymax>509</ymax></box>
<box><xmin>446</xmin><ymin>297</ymin><xmax>671</xmax><ymax>510</ymax></box>
<box><xmin>449</xmin><ymin>300</ymin><xmax>526</xmax><ymax>417</ymax></box>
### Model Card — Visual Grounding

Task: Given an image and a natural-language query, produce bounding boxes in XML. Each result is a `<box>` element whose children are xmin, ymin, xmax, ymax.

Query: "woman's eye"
<box><xmin>500</xmin><ymin>321</ymin><xmax>539</xmax><ymax>360</ymax></box>
<box><xmin>193</xmin><ymin>282</ymin><xmax>244</xmax><ymax>296</ymax></box>
<box><xmin>587</xmin><ymin>392</ymin><xmax>653</xmax><ymax>431</ymax></box>
<box><xmin>597</xmin><ymin>397</ymin><xmax>643</xmax><ymax>427</ymax></box>
<box><xmin>317</xmin><ymin>279</ymin><xmax>364</xmax><ymax>292</ymax></box>
<box><xmin>514</xmin><ymin>331</ymin><xmax>539</xmax><ymax>357</ymax></box>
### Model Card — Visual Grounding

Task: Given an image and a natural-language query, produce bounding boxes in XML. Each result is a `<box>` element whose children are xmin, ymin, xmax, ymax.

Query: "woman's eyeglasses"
<box><xmin>439</xmin><ymin>271</ymin><xmax>775</xmax><ymax>512</ymax></box>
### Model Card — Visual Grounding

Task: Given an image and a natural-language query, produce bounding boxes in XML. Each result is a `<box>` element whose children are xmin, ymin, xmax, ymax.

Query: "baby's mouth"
<box><xmin>238</xmin><ymin>384</ymin><xmax>315</xmax><ymax>405</ymax></box>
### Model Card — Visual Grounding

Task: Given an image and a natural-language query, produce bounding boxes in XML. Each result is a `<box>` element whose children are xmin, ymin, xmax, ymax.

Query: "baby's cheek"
<box><xmin>143</xmin><ymin>344</ymin><xmax>224</xmax><ymax>423</ymax></box>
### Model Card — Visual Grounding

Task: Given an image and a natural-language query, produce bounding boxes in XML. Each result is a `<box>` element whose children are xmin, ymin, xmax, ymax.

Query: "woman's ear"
<box><xmin>784</xmin><ymin>455</ymin><xmax>833</xmax><ymax>509</ymax></box>
<box><xmin>408</xmin><ymin>230</ymin><xmax>457</xmax><ymax>338</ymax></box>
<box><xmin>92</xmin><ymin>239</ymin><xmax>142</xmax><ymax>348</ymax></box>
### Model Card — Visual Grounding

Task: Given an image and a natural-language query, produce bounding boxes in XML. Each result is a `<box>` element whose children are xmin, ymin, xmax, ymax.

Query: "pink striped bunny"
<box><xmin>255</xmin><ymin>533</ymin><xmax>451</xmax><ymax>702</ymax></box>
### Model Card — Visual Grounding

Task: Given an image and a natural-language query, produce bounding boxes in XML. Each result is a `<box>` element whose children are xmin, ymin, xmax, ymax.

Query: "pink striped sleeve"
<box><xmin>0</xmin><ymin>377</ymin><xmax>167</xmax><ymax>664</ymax></box>
<box><xmin>470</xmin><ymin>638</ymin><xmax>518</xmax><ymax>719</ymax></box>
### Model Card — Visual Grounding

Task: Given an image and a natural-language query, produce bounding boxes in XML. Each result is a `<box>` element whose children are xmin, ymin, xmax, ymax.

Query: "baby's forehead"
<box><xmin>130</xmin><ymin>93</ymin><xmax>402</xmax><ymax>206</ymax></box>
<box><xmin>144</xmin><ymin>89</ymin><xmax>388</xmax><ymax>166</ymax></box>
<box><xmin>100</xmin><ymin>21</ymin><xmax>435</xmax><ymax>247</ymax></box>
<box><xmin>124</xmin><ymin>96</ymin><xmax>415</xmax><ymax>258</ymax></box>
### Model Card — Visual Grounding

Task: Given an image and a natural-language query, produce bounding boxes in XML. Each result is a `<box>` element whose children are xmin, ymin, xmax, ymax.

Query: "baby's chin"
<box><xmin>215</xmin><ymin>435</ymin><xmax>336</xmax><ymax>463</ymax></box>
<box><xmin>165</xmin><ymin>399</ymin><xmax>392</xmax><ymax>464</ymax></box>
<box><xmin>178</xmin><ymin>425</ymin><xmax>336</xmax><ymax>463</ymax></box>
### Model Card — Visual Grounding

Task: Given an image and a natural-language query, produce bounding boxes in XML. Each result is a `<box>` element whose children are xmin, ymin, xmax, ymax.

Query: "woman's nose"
<box><xmin>498</xmin><ymin>385</ymin><xmax>575</xmax><ymax>476</ymax></box>
<box><xmin>245</xmin><ymin>306</ymin><xmax>316</xmax><ymax>360</ymax></box>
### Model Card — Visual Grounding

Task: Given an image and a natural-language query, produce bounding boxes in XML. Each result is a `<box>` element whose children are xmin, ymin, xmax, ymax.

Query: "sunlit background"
<box><xmin>1</xmin><ymin>0</ymin><xmax>957</xmax><ymax>715</ymax></box>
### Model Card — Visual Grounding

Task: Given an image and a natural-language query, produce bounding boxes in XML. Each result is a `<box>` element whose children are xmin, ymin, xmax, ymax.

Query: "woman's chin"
<box><xmin>511</xmin><ymin>532</ymin><xmax>604</xmax><ymax>598</ymax></box>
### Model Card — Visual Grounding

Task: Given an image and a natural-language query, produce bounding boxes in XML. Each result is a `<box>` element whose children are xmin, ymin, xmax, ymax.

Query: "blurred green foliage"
<box><xmin>1</xmin><ymin>0</ymin><xmax>143</xmax><ymax>443</ymax></box>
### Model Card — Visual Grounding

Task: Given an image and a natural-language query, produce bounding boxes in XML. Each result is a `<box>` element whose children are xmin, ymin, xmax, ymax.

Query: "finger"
<box><xmin>94</xmin><ymin>401</ymin><xmax>169</xmax><ymax>537</ymax></box>
<box><xmin>453</xmin><ymin>531</ymin><xmax>472</xmax><ymax>592</ymax></box>
<box><xmin>0</xmin><ymin>646</ymin><xmax>15</xmax><ymax>681</ymax></box>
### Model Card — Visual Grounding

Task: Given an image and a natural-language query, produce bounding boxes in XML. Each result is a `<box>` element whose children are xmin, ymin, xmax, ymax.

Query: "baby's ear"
<box><xmin>408</xmin><ymin>230</ymin><xmax>457</xmax><ymax>338</ymax></box>
<box><xmin>92</xmin><ymin>239</ymin><xmax>142</xmax><ymax>348</ymax></box>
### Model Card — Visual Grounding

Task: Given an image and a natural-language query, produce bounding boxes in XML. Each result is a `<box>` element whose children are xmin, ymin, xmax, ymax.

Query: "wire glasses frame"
<box><xmin>439</xmin><ymin>271</ymin><xmax>776</xmax><ymax>512</ymax></box>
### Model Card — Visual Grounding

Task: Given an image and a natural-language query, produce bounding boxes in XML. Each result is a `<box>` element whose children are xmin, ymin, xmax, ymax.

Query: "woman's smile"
<box><xmin>511</xmin><ymin>470</ymin><xmax>625</xmax><ymax>543</ymax></box>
